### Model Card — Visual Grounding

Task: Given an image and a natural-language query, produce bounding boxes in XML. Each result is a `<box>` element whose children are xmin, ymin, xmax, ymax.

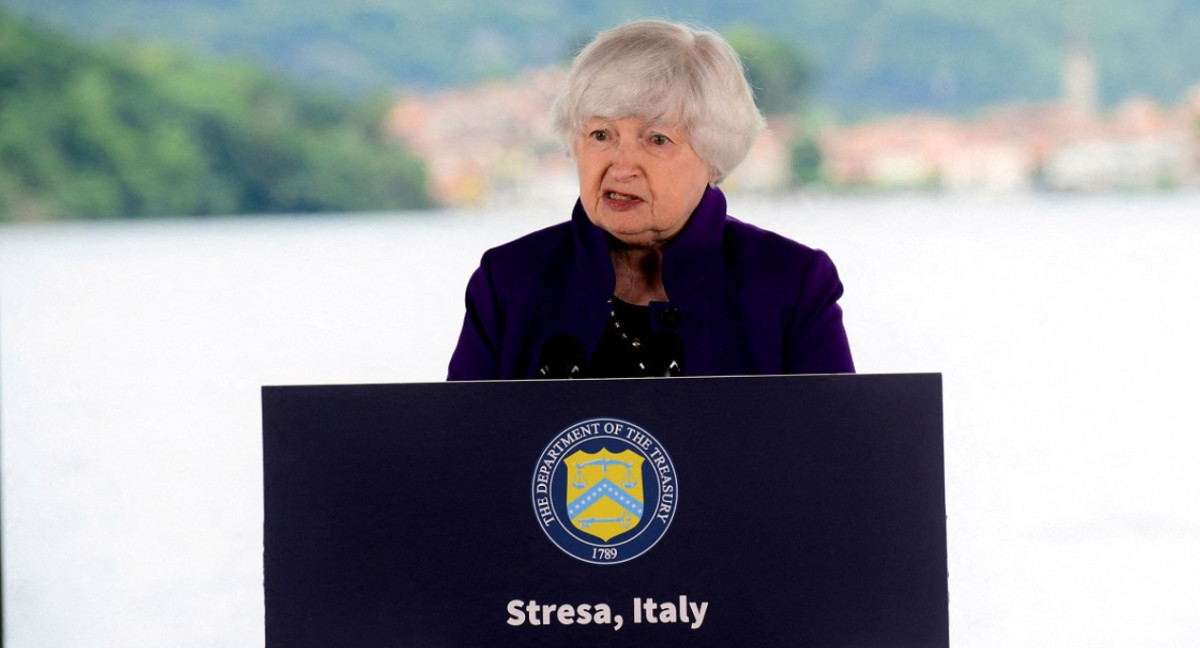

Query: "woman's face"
<box><xmin>575</xmin><ymin>117</ymin><xmax>713</xmax><ymax>249</ymax></box>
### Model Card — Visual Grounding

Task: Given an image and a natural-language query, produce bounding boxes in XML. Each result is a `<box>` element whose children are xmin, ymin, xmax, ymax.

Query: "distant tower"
<box><xmin>1062</xmin><ymin>29</ymin><xmax>1099</xmax><ymax>121</ymax></box>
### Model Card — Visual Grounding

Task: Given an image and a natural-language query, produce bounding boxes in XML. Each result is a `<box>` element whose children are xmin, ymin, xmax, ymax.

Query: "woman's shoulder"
<box><xmin>477</xmin><ymin>220</ymin><xmax>574</xmax><ymax>271</ymax></box>
<box><xmin>722</xmin><ymin>215</ymin><xmax>833</xmax><ymax>271</ymax></box>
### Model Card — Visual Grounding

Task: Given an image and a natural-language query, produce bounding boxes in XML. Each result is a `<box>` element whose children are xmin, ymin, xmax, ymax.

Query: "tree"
<box><xmin>789</xmin><ymin>136</ymin><xmax>824</xmax><ymax>187</ymax></box>
<box><xmin>725</xmin><ymin>24</ymin><xmax>816</xmax><ymax>115</ymax></box>
<box><xmin>0</xmin><ymin>11</ymin><xmax>431</xmax><ymax>220</ymax></box>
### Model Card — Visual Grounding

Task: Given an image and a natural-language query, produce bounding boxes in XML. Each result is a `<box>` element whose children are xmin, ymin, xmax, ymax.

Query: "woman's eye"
<box><xmin>590</xmin><ymin>130</ymin><xmax>609</xmax><ymax>141</ymax></box>
<box><xmin>649</xmin><ymin>133</ymin><xmax>670</xmax><ymax>145</ymax></box>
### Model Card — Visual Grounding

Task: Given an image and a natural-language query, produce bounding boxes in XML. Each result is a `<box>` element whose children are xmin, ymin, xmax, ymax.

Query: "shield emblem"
<box><xmin>563</xmin><ymin>448</ymin><xmax>645</xmax><ymax>542</ymax></box>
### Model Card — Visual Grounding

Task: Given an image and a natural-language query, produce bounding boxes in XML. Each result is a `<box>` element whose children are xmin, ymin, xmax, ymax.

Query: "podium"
<box><xmin>263</xmin><ymin>374</ymin><xmax>947</xmax><ymax>646</ymax></box>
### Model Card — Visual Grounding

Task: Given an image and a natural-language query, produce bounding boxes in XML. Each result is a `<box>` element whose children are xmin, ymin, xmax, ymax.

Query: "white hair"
<box><xmin>552</xmin><ymin>19</ymin><xmax>766</xmax><ymax>183</ymax></box>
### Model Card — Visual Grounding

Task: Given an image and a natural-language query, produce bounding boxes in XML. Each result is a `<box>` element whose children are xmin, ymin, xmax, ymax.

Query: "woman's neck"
<box><xmin>610</xmin><ymin>246</ymin><xmax>668</xmax><ymax>306</ymax></box>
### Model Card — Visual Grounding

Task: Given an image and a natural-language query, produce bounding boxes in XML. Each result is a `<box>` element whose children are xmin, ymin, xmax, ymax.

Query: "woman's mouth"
<box><xmin>605</xmin><ymin>191</ymin><xmax>640</xmax><ymax>201</ymax></box>
<box><xmin>603</xmin><ymin>191</ymin><xmax>643</xmax><ymax>211</ymax></box>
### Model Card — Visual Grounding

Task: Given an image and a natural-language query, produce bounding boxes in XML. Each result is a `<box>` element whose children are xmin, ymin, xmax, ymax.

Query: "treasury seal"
<box><xmin>531</xmin><ymin>417</ymin><xmax>678</xmax><ymax>564</ymax></box>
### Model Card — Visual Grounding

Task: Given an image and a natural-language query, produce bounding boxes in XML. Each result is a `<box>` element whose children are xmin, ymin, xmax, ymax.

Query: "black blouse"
<box><xmin>587</xmin><ymin>297</ymin><xmax>685</xmax><ymax>378</ymax></box>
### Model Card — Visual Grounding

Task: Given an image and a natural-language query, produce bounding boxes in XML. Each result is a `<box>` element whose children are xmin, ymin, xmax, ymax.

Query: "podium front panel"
<box><xmin>263</xmin><ymin>373</ymin><xmax>947</xmax><ymax>647</ymax></box>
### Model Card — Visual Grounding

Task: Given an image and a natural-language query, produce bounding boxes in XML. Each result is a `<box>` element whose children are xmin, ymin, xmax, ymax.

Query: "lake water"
<box><xmin>2</xmin><ymin>192</ymin><xmax>1199</xmax><ymax>647</ymax></box>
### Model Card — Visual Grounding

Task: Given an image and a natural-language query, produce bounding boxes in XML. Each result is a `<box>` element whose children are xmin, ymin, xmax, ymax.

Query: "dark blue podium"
<box><xmin>263</xmin><ymin>373</ymin><xmax>947</xmax><ymax>646</ymax></box>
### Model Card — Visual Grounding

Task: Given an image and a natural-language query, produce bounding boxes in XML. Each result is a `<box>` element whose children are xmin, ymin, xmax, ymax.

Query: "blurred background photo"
<box><xmin>2</xmin><ymin>1</ymin><xmax>1198</xmax><ymax>646</ymax></box>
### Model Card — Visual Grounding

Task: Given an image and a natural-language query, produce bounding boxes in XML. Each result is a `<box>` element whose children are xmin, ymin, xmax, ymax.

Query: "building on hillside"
<box><xmin>384</xmin><ymin>67</ymin><xmax>570</xmax><ymax>207</ymax></box>
<box><xmin>818</xmin><ymin>34</ymin><xmax>1200</xmax><ymax>193</ymax></box>
<box><xmin>820</xmin><ymin>115</ymin><xmax>965</xmax><ymax>189</ymax></box>
<box><xmin>1062</xmin><ymin>30</ymin><xmax>1100</xmax><ymax>123</ymax></box>
<box><xmin>723</xmin><ymin>116</ymin><xmax>795</xmax><ymax>192</ymax></box>
<box><xmin>1042</xmin><ymin>96</ymin><xmax>1197</xmax><ymax>191</ymax></box>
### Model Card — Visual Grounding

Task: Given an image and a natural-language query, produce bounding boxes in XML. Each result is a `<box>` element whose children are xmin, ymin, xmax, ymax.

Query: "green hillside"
<box><xmin>0</xmin><ymin>12</ymin><xmax>429</xmax><ymax>220</ymax></box>
<box><xmin>8</xmin><ymin>0</ymin><xmax>1200</xmax><ymax>114</ymax></box>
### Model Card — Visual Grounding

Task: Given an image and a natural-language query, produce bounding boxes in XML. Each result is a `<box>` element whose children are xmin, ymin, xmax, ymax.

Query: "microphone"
<box><xmin>536</xmin><ymin>335</ymin><xmax>586</xmax><ymax>379</ymax></box>
<box><xmin>653</xmin><ymin>332</ymin><xmax>686</xmax><ymax>377</ymax></box>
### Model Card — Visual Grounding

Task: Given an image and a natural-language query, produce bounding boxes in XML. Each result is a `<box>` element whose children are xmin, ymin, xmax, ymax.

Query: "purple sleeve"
<box><xmin>446</xmin><ymin>258</ymin><xmax>502</xmax><ymax>381</ymax></box>
<box><xmin>784</xmin><ymin>249</ymin><xmax>855</xmax><ymax>374</ymax></box>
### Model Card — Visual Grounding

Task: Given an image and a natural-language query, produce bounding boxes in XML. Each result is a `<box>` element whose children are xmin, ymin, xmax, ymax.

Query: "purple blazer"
<box><xmin>447</xmin><ymin>186</ymin><xmax>853</xmax><ymax>380</ymax></box>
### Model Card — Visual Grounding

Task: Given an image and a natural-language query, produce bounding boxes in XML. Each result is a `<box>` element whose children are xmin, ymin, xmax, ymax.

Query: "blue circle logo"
<box><xmin>531</xmin><ymin>418</ymin><xmax>678</xmax><ymax>564</ymax></box>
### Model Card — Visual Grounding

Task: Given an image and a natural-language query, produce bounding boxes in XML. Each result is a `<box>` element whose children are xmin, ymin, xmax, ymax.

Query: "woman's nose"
<box><xmin>609</xmin><ymin>140</ymin><xmax>641</xmax><ymax>180</ymax></box>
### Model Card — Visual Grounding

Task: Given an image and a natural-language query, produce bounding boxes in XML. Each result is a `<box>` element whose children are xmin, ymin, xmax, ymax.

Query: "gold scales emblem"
<box><xmin>563</xmin><ymin>449</ymin><xmax>645</xmax><ymax>542</ymax></box>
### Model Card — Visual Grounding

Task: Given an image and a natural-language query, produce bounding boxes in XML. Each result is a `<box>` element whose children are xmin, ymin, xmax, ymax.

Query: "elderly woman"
<box><xmin>448</xmin><ymin>19</ymin><xmax>853</xmax><ymax>380</ymax></box>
